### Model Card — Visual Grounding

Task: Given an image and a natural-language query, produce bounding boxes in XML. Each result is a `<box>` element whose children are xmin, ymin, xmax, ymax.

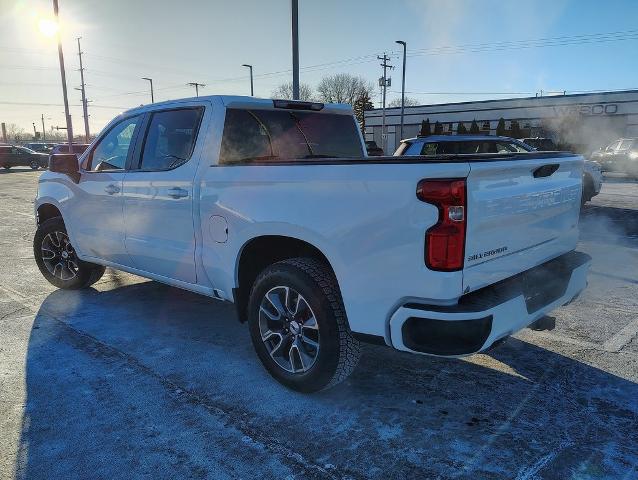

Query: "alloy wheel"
<box><xmin>258</xmin><ymin>286</ymin><xmax>320</xmax><ymax>374</ymax></box>
<box><xmin>41</xmin><ymin>231</ymin><xmax>79</xmax><ymax>281</ymax></box>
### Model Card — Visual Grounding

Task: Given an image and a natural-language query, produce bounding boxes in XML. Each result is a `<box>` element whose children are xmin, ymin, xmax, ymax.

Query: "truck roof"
<box><xmin>122</xmin><ymin>95</ymin><xmax>353</xmax><ymax>116</ymax></box>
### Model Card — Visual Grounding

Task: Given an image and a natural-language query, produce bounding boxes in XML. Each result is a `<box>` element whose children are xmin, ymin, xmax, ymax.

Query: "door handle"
<box><xmin>104</xmin><ymin>184</ymin><xmax>120</xmax><ymax>195</ymax></box>
<box><xmin>167</xmin><ymin>187</ymin><xmax>189</xmax><ymax>199</ymax></box>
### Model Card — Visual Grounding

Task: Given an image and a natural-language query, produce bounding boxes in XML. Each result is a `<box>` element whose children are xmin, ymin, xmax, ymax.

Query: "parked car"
<box><xmin>24</xmin><ymin>142</ymin><xmax>56</xmax><ymax>153</ymax></box>
<box><xmin>394</xmin><ymin>134</ymin><xmax>532</xmax><ymax>156</ymax></box>
<box><xmin>591</xmin><ymin>138</ymin><xmax>638</xmax><ymax>176</ymax></box>
<box><xmin>34</xmin><ymin>96</ymin><xmax>590</xmax><ymax>392</ymax></box>
<box><xmin>49</xmin><ymin>143</ymin><xmax>90</xmax><ymax>156</ymax></box>
<box><xmin>0</xmin><ymin>145</ymin><xmax>48</xmax><ymax>170</ymax></box>
<box><xmin>365</xmin><ymin>140</ymin><xmax>384</xmax><ymax>156</ymax></box>
<box><xmin>395</xmin><ymin>135</ymin><xmax>601</xmax><ymax>205</ymax></box>
<box><xmin>520</xmin><ymin>137</ymin><xmax>557</xmax><ymax>151</ymax></box>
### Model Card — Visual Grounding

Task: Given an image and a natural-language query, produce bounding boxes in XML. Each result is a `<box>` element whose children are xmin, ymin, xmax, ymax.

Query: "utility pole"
<box><xmin>41</xmin><ymin>114</ymin><xmax>46</xmax><ymax>140</ymax></box>
<box><xmin>377</xmin><ymin>53</ymin><xmax>393</xmax><ymax>154</ymax></box>
<box><xmin>187</xmin><ymin>82</ymin><xmax>205</xmax><ymax>97</ymax></box>
<box><xmin>76</xmin><ymin>37</ymin><xmax>90</xmax><ymax>142</ymax></box>
<box><xmin>291</xmin><ymin>0</ymin><xmax>299</xmax><ymax>100</ymax></box>
<box><xmin>241</xmin><ymin>64</ymin><xmax>254</xmax><ymax>96</ymax></box>
<box><xmin>395</xmin><ymin>40</ymin><xmax>407</xmax><ymax>141</ymax></box>
<box><xmin>53</xmin><ymin>0</ymin><xmax>73</xmax><ymax>151</ymax></box>
<box><xmin>142</xmin><ymin>77</ymin><xmax>154</xmax><ymax>103</ymax></box>
<box><xmin>33</xmin><ymin>122</ymin><xmax>37</xmax><ymax>139</ymax></box>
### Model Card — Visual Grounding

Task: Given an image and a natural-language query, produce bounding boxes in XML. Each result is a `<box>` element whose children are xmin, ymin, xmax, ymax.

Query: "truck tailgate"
<box><xmin>463</xmin><ymin>153</ymin><xmax>583</xmax><ymax>293</ymax></box>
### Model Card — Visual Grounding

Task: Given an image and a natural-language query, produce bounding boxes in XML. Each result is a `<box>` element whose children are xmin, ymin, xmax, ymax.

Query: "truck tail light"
<box><xmin>416</xmin><ymin>179</ymin><xmax>467</xmax><ymax>271</ymax></box>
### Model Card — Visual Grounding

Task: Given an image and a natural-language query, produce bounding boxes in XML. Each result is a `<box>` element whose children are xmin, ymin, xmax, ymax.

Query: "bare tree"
<box><xmin>388</xmin><ymin>96</ymin><xmax>420</xmax><ymax>108</ymax></box>
<box><xmin>271</xmin><ymin>82</ymin><xmax>315</xmax><ymax>101</ymax></box>
<box><xmin>316</xmin><ymin>73</ymin><xmax>374</xmax><ymax>105</ymax></box>
<box><xmin>4</xmin><ymin>123</ymin><xmax>26</xmax><ymax>142</ymax></box>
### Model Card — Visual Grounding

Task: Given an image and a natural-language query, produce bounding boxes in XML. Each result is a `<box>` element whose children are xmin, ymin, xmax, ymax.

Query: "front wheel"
<box><xmin>30</xmin><ymin>160</ymin><xmax>40</xmax><ymax>170</ymax></box>
<box><xmin>248</xmin><ymin>257</ymin><xmax>361</xmax><ymax>393</ymax></box>
<box><xmin>34</xmin><ymin>216</ymin><xmax>105</xmax><ymax>289</ymax></box>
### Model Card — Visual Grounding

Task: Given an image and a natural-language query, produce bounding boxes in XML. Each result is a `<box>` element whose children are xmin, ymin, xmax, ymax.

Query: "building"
<box><xmin>364</xmin><ymin>89</ymin><xmax>638</xmax><ymax>155</ymax></box>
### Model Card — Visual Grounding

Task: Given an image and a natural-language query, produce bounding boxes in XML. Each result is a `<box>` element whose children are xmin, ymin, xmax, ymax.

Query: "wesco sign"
<box><xmin>553</xmin><ymin>104</ymin><xmax>619</xmax><ymax>116</ymax></box>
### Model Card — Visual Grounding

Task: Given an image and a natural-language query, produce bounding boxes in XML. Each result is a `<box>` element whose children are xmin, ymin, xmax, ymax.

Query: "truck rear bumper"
<box><xmin>389</xmin><ymin>251</ymin><xmax>591</xmax><ymax>356</ymax></box>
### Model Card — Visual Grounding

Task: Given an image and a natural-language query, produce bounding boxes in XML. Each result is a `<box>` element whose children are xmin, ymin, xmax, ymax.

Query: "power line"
<box><xmin>0</xmin><ymin>101</ymin><xmax>127</xmax><ymax>110</ymax></box>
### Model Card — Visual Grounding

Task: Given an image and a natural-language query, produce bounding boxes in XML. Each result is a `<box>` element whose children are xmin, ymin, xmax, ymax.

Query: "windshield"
<box><xmin>220</xmin><ymin>108</ymin><xmax>363</xmax><ymax>163</ymax></box>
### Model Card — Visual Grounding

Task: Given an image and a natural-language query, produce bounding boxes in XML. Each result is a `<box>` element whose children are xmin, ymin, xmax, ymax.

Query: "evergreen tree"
<box><xmin>469</xmin><ymin>119</ymin><xmax>480</xmax><ymax>134</ymax></box>
<box><xmin>419</xmin><ymin>118</ymin><xmax>431</xmax><ymax>137</ymax></box>
<box><xmin>433</xmin><ymin>121</ymin><xmax>443</xmax><ymax>134</ymax></box>
<box><xmin>496</xmin><ymin>117</ymin><xmax>506</xmax><ymax>136</ymax></box>
<box><xmin>510</xmin><ymin>119</ymin><xmax>522</xmax><ymax>138</ymax></box>
<box><xmin>457</xmin><ymin>122</ymin><xmax>468</xmax><ymax>135</ymax></box>
<box><xmin>352</xmin><ymin>92</ymin><xmax>374</xmax><ymax>132</ymax></box>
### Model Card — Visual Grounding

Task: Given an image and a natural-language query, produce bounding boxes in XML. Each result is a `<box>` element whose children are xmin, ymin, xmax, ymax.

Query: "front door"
<box><xmin>121</xmin><ymin>106</ymin><xmax>205</xmax><ymax>284</ymax></box>
<box><xmin>68</xmin><ymin>114</ymin><xmax>143</xmax><ymax>264</ymax></box>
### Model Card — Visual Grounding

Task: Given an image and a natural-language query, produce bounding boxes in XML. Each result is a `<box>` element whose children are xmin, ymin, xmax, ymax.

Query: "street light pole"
<box><xmin>241</xmin><ymin>64</ymin><xmax>254</xmax><ymax>96</ymax></box>
<box><xmin>41</xmin><ymin>114</ymin><xmax>46</xmax><ymax>140</ymax></box>
<box><xmin>395</xmin><ymin>40</ymin><xmax>407</xmax><ymax>141</ymax></box>
<box><xmin>52</xmin><ymin>0</ymin><xmax>73</xmax><ymax>152</ymax></box>
<box><xmin>33</xmin><ymin>122</ymin><xmax>37</xmax><ymax>139</ymax></box>
<box><xmin>142</xmin><ymin>77</ymin><xmax>154</xmax><ymax>103</ymax></box>
<box><xmin>291</xmin><ymin>0</ymin><xmax>299</xmax><ymax>100</ymax></box>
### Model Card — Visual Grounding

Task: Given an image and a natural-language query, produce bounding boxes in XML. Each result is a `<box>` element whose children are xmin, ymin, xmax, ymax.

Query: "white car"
<box><xmin>34</xmin><ymin>96</ymin><xmax>590</xmax><ymax>392</ymax></box>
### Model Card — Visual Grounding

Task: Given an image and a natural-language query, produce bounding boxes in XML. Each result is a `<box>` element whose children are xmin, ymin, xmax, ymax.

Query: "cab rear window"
<box><xmin>219</xmin><ymin>108</ymin><xmax>364</xmax><ymax>164</ymax></box>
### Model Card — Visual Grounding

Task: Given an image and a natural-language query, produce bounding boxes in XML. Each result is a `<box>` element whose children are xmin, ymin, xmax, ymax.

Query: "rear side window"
<box><xmin>420</xmin><ymin>142</ymin><xmax>440</xmax><ymax>155</ymax></box>
<box><xmin>139</xmin><ymin>108</ymin><xmax>203</xmax><ymax>170</ymax></box>
<box><xmin>219</xmin><ymin>108</ymin><xmax>363</xmax><ymax>164</ymax></box>
<box><xmin>619</xmin><ymin>139</ymin><xmax>634</xmax><ymax>150</ymax></box>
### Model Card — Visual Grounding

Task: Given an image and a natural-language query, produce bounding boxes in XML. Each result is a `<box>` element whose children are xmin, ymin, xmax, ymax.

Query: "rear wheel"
<box><xmin>248</xmin><ymin>257</ymin><xmax>360</xmax><ymax>392</ymax></box>
<box><xmin>34</xmin><ymin>216</ymin><xmax>105</xmax><ymax>289</ymax></box>
<box><xmin>581</xmin><ymin>175</ymin><xmax>594</xmax><ymax>206</ymax></box>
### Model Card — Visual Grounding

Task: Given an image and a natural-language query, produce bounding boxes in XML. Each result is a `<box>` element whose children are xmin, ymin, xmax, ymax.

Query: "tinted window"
<box><xmin>619</xmin><ymin>139</ymin><xmax>634</xmax><ymax>150</ymax></box>
<box><xmin>139</xmin><ymin>108</ymin><xmax>202</xmax><ymax>170</ymax></box>
<box><xmin>87</xmin><ymin>115</ymin><xmax>140</xmax><ymax>171</ymax></box>
<box><xmin>220</xmin><ymin>108</ymin><xmax>363</xmax><ymax>163</ymax></box>
<box><xmin>420</xmin><ymin>142</ymin><xmax>440</xmax><ymax>155</ymax></box>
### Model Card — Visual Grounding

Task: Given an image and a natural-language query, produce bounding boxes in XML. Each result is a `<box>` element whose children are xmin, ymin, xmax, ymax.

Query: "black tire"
<box><xmin>30</xmin><ymin>161</ymin><xmax>40</xmax><ymax>170</ymax></box>
<box><xmin>34</xmin><ymin>216</ymin><xmax>105</xmax><ymax>289</ymax></box>
<box><xmin>581</xmin><ymin>174</ymin><xmax>594</xmax><ymax>206</ymax></box>
<box><xmin>3</xmin><ymin>165</ymin><xmax>10</xmax><ymax>170</ymax></box>
<box><xmin>247</xmin><ymin>257</ymin><xmax>361</xmax><ymax>393</ymax></box>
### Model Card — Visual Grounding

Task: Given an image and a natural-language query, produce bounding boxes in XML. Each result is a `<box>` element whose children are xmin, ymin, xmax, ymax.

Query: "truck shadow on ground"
<box><xmin>16</xmin><ymin>280</ymin><xmax>638</xmax><ymax>479</ymax></box>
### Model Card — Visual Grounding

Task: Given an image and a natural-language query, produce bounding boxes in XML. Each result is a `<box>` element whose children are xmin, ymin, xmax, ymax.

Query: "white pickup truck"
<box><xmin>34</xmin><ymin>96</ymin><xmax>590</xmax><ymax>392</ymax></box>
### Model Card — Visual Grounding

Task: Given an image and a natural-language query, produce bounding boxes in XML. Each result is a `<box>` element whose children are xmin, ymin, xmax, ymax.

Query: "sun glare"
<box><xmin>38</xmin><ymin>18</ymin><xmax>59</xmax><ymax>37</ymax></box>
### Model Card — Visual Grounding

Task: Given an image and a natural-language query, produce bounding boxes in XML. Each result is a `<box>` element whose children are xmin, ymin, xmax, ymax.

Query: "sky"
<box><xmin>1</xmin><ymin>0</ymin><xmax>638</xmax><ymax>136</ymax></box>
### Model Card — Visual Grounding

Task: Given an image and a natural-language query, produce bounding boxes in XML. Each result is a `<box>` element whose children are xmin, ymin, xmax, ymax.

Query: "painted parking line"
<box><xmin>603</xmin><ymin>318</ymin><xmax>638</xmax><ymax>352</ymax></box>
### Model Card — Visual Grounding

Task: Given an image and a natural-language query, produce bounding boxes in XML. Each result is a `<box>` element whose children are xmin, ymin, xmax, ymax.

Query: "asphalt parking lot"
<box><xmin>1</xmin><ymin>168</ymin><xmax>637</xmax><ymax>479</ymax></box>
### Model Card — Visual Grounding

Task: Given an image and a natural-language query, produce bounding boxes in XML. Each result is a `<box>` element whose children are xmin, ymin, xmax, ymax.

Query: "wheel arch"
<box><xmin>233</xmin><ymin>235</ymin><xmax>340</xmax><ymax>323</ymax></box>
<box><xmin>36</xmin><ymin>203</ymin><xmax>63</xmax><ymax>225</ymax></box>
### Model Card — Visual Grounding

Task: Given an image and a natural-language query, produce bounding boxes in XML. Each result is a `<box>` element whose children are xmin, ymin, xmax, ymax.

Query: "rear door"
<box><xmin>121</xmin><ymin>105</ymin><xmax>205</xmax><ymax>284</ymax></box>
<box><xmin>463</xmin><ymin>153</ymin><xmax>583</xmax><ymax>292</ymax></box>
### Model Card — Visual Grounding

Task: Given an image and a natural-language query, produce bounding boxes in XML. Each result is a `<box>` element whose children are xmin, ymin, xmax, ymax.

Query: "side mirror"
<box><xmin>49</xmin><ymin>154</ymin><xmax>80</xmax><ymax>183</ymax></box>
